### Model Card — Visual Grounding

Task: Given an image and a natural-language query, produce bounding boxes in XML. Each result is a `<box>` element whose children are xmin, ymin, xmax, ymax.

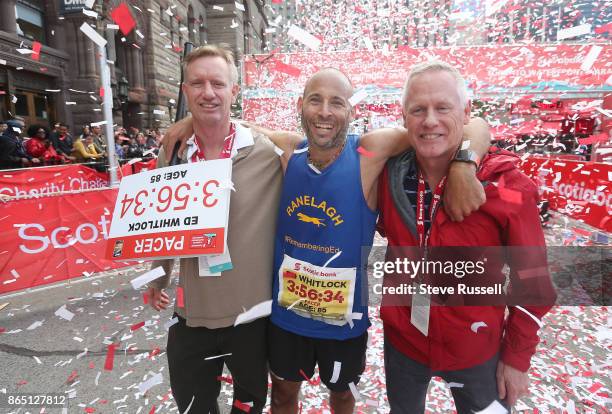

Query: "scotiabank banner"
<box><xmin>0</xmin><ymin>164</ymin><xmax>109</xmax><ymax>200</ymax></box>
<box><xmin>243</xmin><ymin>44</ymin><xmax>611</xmax><ymax>129</ymax></box>
<box><xmin>244</xmin><ymin>44</ymin><xmax>611</xmax><ymax>92</ymax></box>
<box><xmin>0</xmin><ymin>189</ymin><xmax>134</xmax><ymax>294</ymax></box>
<box><xmin>519</xmin><ymin>157</ymin><xmax>612</xmax><ymax>232</ymax></box>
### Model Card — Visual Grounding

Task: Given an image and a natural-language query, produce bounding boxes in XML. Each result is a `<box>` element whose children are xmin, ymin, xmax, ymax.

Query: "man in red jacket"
<box><xmin>377</xmin><ymin>61</ymin><xmax>556</xmax><ymax>413</ymax></box>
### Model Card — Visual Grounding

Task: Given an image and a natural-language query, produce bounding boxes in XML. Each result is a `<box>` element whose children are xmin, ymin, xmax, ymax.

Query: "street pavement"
<box><xmin>0</xmin><ymin>213</ymin><xmax>610</xmax><ymax>413</ymax></box>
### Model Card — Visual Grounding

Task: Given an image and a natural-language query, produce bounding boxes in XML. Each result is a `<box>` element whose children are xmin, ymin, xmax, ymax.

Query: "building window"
<box><xmin>16</xmin><ymin>0</ymin><xmax>46</xmax><ymax>44</ymax></box>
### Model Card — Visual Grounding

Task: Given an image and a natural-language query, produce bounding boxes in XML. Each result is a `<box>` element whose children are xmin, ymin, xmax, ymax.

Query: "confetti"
<box><xmin>474</xmin><ymin>400</ymin><xmax>507</xmax><ymax>414</ymax></box>
<box><xmin>130</xmin><ymin>266</ymin><xmax>165</xmax><ymax>289</ymax></box>
<box><xmin>234</xmin><ymin>300</ymin><xmax>272</xmax><ymax>326</ymax></box>
<box><xmin>54</xmin><ymin>305</ymin><xmax>75</xmax><ymax>321</ymax></box>
<box><xmin>176</xmin><ymin>286</ymin><xmax>184</xmax><ymax>308</ymax></box>
<box><xmin>470</xmin><ymin>321</ymin><xmax>487</xmax><ymax>333</ymax></box>
<box><xmin>79</xmin><ymin>23</ymin><xmax>107</xmax><ymax>47</ymax></box>
<box><xmin>138</xmin><ymin>373</ymin><xmax>163</xmax><ymax>394</ymax></box>
<box><xmin>287</xmin><ymin>25</ymin><xmax>321</xmax><ymax>51</ymax></box>
<box><xmin>357</xmin><ymin>146</ymin><xmax>375</xmax><ymax>157</ymax></box>
<box><xmin>111</xmin><ymin>3</ymin><xmax>137</xmax><ymax>36</ymax></box>
<box><xmin>31</xmin><ymin>41</ymin><xmax>41</xmax><ymax>61</ymax></box>
<box><xmin>204</xmin><ymin>352</ymin><xmax>232</xmax><ymax>361</ymax></box>
<box><xmin>329</xmin><ymin>361</ymin><xmax>341</xmax><ymax>383</ymax></box>
<box><xmin>348</xmin><ymin>89</ymin><xmax>369</xmax><ymax>106</ymax></box>
<box><xmin>557</xmin><ymin>23</ymin><xmax>591</xmax><ymax>40</ymax></box>
<box><xmin>580</xmin><ymin>45</ymin><xmax>603</xmax><ymax>72</ymax></box>
<box><xmin>104</xmin><ymin>343</ymin><xmax>116</xmax><ymax>371</ymax></box>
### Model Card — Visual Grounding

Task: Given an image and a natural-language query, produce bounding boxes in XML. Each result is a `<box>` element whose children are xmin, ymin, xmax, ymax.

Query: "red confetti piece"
<box><xmin>233</xmin><ymin>400</ymin><xmax>251</xmax><ymax>413</ymax></box>
<box><xmin>275</xmin><ymin>61</ymin><xmax>301</xmax><ymax>77</ymax></box>
<box><xmin>104</xmin><ymin>343</ymin><xmax>116</xmax><ymax>371</ymax></box>
<box><xmin>176</xmin><ymin>286</ymin><xmax>184</xmax><ymax>308</ymax></box>
<box><xmin>111</xmin><ymin>3</ymin><xmax>136</xmax><ymax>36</ymax></box>
<box><xmin>149</xmin><ymin>347</ymin><xmax>161</xmax><ymax>359</ymax></box>
<box><xmin>99</xmin><ymin>87</ymin><xmax>105</xmax><ymax>98</ymax></box>
<box><xmin>142</xmin><ymin>292</ymin><xmax>149</xmax><ymax>304</ymax></box>
<box><xmin>88</xmin><ymin>361</ymin><xmax>95</xmax><ymax>369</ymax></box>
<box><xmin>217</xmin><ymin>375</ymin><xmax>233</xmax><ymax>384</ymax></box>
<box><xmin>0</xmin><ymin>327</ymin><xmax>5</xmax><ymax>333</ymax></box>
<box><xmin>272</xmin><ymin>0</ymin><xmax>283</xmax><ymax>4</ymax></box>
<box><xmin>66</xmin><ymin>370</ymin><xmax>78</xmax><ymax>383</ymax></box>
<box><xmin>31</xmin><ymin>41</ymin><xmax>41</xmax><ymax>61</ymax></box>
<box><xmin>85</xmin><ymin>408</ymin><xmax>96</xmax><ymax>413</ymax></box>
<box><xmin>572</xmin><ymin>227</ymin><xmax>591</xmax><ymax>237</ymax></box>
<box><xmin>357</xmin><ymin>146</ymin><xmax>375</xmax><ymax>157</ymax></box>
<box><xmin>130</xmin><ymin>321</ymin><xmax>145</xmax><ymax>331</ymax></box>
<box><xmin>577</xmin><ymin>134</ymin><xmax>608</xmax><ymax>146</ymax></box>
<box><xmin>298</xmin><ymin>369</ymin><xmax>320</xmax><ymax>385</ymax></box>
<box><xmin>148</xmin><ymin>405</ymin><xmax>156</xmax><ymax>414</ymax></box>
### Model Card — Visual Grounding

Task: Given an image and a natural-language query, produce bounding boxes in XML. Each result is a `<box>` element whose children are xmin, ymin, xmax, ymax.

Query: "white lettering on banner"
<box><xmin>134</xmin><ymin>236</ymin><xmax>185</xmax><ymax>254</ymax></box>
<box><xmin>551</xmin><ymin>181</ymin><xmax>612</xmax><ymax>211</ymax></box>
<box><xmin>18</xmin><ymin>215</ymin><xmax>111</xmax><ymax>254</ymax></box>
<box><xmin>0</xmin><ymin>177</ymin><xmax>108</xmax><ymax>200</ymax></box>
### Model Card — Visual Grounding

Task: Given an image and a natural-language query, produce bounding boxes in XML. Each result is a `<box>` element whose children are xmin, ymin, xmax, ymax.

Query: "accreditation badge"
<box><xmin>278</xmin><ymin>254</ymin><xmax>356</xmax><ymax>326</ymax></box>
<box><xmin>410</xmin><ymin>285</ymin><xmax>431</xmax><ymax>336</ymax></box>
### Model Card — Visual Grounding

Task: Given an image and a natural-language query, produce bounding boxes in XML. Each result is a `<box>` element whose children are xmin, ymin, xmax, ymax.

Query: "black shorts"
<box><xmin>167</xmin><ymin>314</ymin><xmax>268</xmax><ymax>414</ymax></box>
<box><xmin>268</xmin><ymin>322</ymin><xmax>368</xmax><ymax>392</ymax></box>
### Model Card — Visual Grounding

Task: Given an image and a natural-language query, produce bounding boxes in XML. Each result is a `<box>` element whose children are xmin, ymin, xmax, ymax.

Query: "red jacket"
<box><xmin>378</xmin><ymin>149</ymin><xmax>555</xmax><ymax>372</ymax></box>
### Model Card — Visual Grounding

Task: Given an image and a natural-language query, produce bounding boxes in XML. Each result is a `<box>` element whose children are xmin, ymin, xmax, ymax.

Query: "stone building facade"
<box><xmin>0</xmin><ymin>0</ymin><xmax>268</xmax><ymax>133</ymax></box>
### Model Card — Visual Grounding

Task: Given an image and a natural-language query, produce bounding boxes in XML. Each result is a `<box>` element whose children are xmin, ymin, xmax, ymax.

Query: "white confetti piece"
<box><xmin>82</xmin><ymin>9</ymin><xmax>98</xmax><ymax>18</ymax></box>
<box><xmin>274</xmin><ymin>145</ymin><xmax>284</xmax><ymax>157</ymax></box>
<box><xmin>164</xmin><ymin>316</ymin><xmax>179</xmax><ymax>331</ymax></box>
<box><xmin>94</xmin><ymin>371</ymin><xmax>101</xmax><ymax>386</ymax></box>
<box><xmin>16</xmin><ymin>48</ymin><xmax>33</xmax><ymax>55</ymax></box>
<box><xmin>323</xmin><ymin>250</ymin><xmax>342</xmax><ymax>267</ymax></box>
<box><xmin>135</xmin><ymin>30</ymin><xmax>144</xmax><ymax>39</ymax></box>
<box><xmin>10</xmin><ymin>269</ymin><xmax>20</xmax><ymax>278</ymax></box>
<box><xmin>363</xmin><ymin>37</ymin><xmax>374</xmax><ymax>51</ymax></box>
<box><xmin>287</xmin><ymin>25</ymin><xmax>321</xmax><ymax>51</ymax></box>
<box><xmin>26</xmin><ymin>320</ymin><xmax>43</xmax><ymax>330</ymax></box>
<box><xmin>580</xmin><ymin>45</ymin><xmax>602</xmax><ymax>72</ymax></box>
<box><xmin>73</xmin><ymin>336</ymin><xmax>83</xmax><ymax>342</ymax></box>
<box><xmin>204</xmin><ymin>352</ymin><xmax>232</xmax><ymax>361</ymax></box>
<box><xmin>470</xmin><ymin>321</ymin><xmax>487</xmax><ymax>333</ymax></box>
<box><xmin>55</xmin><ymin>305</ymin><xmax>75</xmax><ymax>321</ymax></box>
<box><xmin>448</xmin><ymin>382</ymin><xmax>464</xmax><ymax>388</ymax></box>
<box><xmin>329</xmin><ymin>361</ymin><xmax>341</xmax><ymax>383</ymax></box>
<box><xmin>557</xmin><ymin>23</ymin><xmax>591</xmax><ymax>40</ymax></box>
<box><xmin>348</xmin><ymin>382</ymin><xmax>361</xmax><ymax>401</ymax></box>
<box><xmin>235</xmin><ymin>2</ymin><xmax>245</xmax><ymax>11</ymax></box>
<box><xmin>138</xmin><ymin>373</ymin><xmax>163</xmax><ymax>394</ymax></box>
<box><xmin>85</xmin><ymin>0</ymin><xmax>95</xmax><ymax>7</ymax></box>
<box><xmin>153</xmin><ymin>109</ymin><xmax>166</xmax><ymax>115</ymax></box>
<box><xmin>130</xmin><ymin>266</ymin><xmax>165</xmax><ymax>289</ymax></box>
<box><xmin>515</xmin><ymin>305</ymin><xmax>543</xmax><ymax>328</ymax></box>
<box><xmin>79</xmin><ymin>22</ymin><xmax>107</xmax><ymax>47</ymax></box>
<box><xmin>33</xmin><ymin>356</ymin><xmax>42</xmax><ymax>364</ymax></box>
<box><xmin>234</xmin><ymin>300</ymin><xmax>272</xmax><ymax>326</ymax></box>
<box><xmin>107</xmin><ymin>24</ymin><xmax>119</xmax><ymax>30</ymax></box>
<box><xmin>230</xmin><ymin>19</ymin><xmax>238</xmax><ymax>29</ymax></box>
<box><xmin>65</xmin><ymin>101</ymin><xmax>77</xmax><ymax>105</ymax></box>
<box><xmin>0</xmin><ymin>59</ymin><xmax>6</xmax><ymax>65</ymax></box>
<box><xmin>348</xmin><ymin>89</ymin><xmax>369</xmax><ymax>107</ymax></box>
<box><xmin>213</xmin><ymin>5</ymin><xmax>223</xmax><ymax>11</ymax></box>
<box><xmin>474</xmin><ymin>400</ymin><xmax>507</xmax><ymax>414</ymax></box>
<box><xmin>287</xmin><ymin>298</ymin><xmax>303</xmax><ymax>310</ymax></box>
<box><xmin>365</xmin><ymin>399</ymin><xmax>379</xmax><ymax>407</ymax></box>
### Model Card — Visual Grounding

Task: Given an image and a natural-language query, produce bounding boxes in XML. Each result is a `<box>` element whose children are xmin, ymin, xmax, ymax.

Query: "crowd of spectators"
<box><xmin>269</xmin><ymin>0</ymin><xmax>610</xmax><ymax>53</ymax></box>
<box><xmin>0</xmin><ymin>117</ymin><xmax>162</xmax><ymax>171</ymax></box>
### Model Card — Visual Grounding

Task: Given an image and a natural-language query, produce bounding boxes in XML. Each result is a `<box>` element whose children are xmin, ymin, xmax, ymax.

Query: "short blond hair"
<box><xmin>182</xmin><ymin>43</ymin><xmax>238</xmax><ymax>84</ymax></box>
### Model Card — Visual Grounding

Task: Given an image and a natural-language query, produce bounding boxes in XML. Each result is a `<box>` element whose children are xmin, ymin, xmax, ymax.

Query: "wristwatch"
<box><xmin>453</xmin><ymin>149</ymin><xmax>480</xmax><ymax>168</ymax></box>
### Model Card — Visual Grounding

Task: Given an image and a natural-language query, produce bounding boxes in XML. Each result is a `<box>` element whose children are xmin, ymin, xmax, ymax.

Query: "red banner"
<box><xmin>0</xmin><ymin>164</ymin><xmax>109</xmax><ymax>201</ymax></box>
<box><xmin>244</xmin><ymin>44</ymin><xmax>611</xmax><ymax>91</ymax></box>
<box><xmin>0</xmin><ymin>189</ymin><xmax>134</xmax><ymax>294</ymax></box>
<box><xmin>519</xmin><ymin>157</ymin><xmax>611</xmax><ymax>232</ymax></box>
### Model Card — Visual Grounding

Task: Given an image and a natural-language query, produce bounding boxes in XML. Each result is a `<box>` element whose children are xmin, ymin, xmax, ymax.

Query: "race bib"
<box><xmin>278</xmin><ymin>254</ymin><xmax>356</xmax><ymax>325</ymax></box>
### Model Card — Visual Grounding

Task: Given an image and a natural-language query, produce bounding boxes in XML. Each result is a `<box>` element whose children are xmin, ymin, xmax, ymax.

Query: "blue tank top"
<box><xmin>271</xmin><ymin>135</ymin><xmax>377</xmax><ymax>339</ymax></box>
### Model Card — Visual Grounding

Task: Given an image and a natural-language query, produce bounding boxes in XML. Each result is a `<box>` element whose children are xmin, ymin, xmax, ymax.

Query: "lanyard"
<box><xmin>191</xmin><ymin>123</ymin><xmax>236</xmax><ymax>162</ymax></box>
<box><xmin>416</xmin><ymin>170</ymin><xmax>446</xmax><ymax>248</ymax></box>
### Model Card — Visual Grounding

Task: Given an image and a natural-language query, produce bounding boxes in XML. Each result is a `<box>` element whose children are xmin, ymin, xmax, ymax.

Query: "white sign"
<box><xmin>107</xmin><ymin>160</ymin><xmax>232</xmax><ymax>260</ymax></box>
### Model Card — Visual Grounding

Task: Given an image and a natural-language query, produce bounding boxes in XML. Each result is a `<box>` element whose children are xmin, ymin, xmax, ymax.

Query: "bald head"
<box><xmin>303</xmin><ymin>68</ymin><xmax>354</xmax><ymax>99</ymax></box>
